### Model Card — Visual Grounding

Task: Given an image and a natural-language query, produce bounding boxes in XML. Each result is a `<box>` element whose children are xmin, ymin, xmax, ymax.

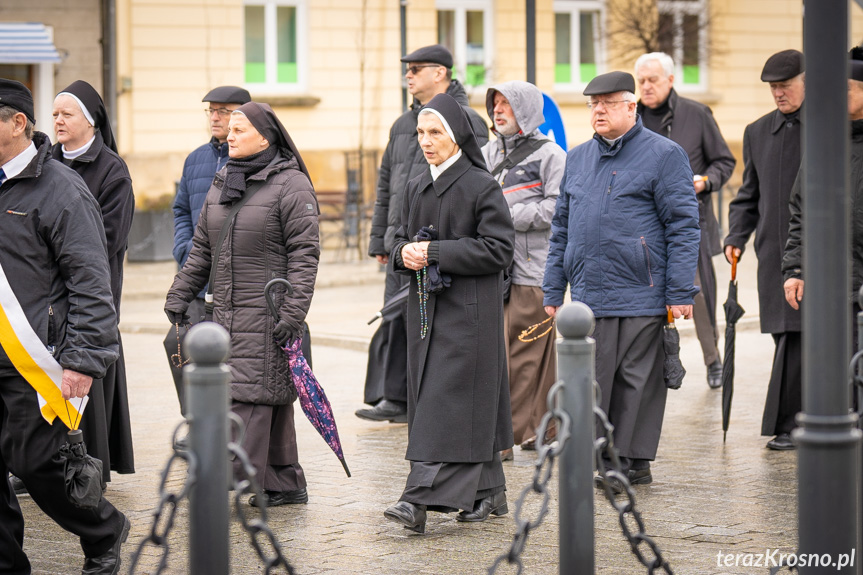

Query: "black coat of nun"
<box><xmin>390</xmin><ymin>93</ymin><xmax>515</xmax><ymax>512</ymax></box>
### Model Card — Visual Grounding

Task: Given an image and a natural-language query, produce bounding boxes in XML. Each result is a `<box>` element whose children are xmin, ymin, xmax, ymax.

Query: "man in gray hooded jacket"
<box><xmin>481</xmin><ymin>81</ymin><xmax>565</xmax><ymax>457</ymax></box>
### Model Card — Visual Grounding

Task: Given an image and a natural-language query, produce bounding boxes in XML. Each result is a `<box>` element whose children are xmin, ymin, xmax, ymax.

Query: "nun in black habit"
<box><xmin>384</xmin><ymin>93</ymin><xmax>515</xmax><ymax>533</ymax></box>
<box><xmin>51</xmin><ymin>80</ymin><xmax>136</xmax><ymax>481</ymax></box>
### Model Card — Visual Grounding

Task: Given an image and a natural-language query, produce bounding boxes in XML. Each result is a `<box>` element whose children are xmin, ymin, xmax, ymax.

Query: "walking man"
<box><xmin>358</xmin><ymin>44</ymin><xmax>488</xmax><ymax>423</ymax></box>
<box><xmin>166</xmin><ymin>85</ymin><xmax>251</xmax><ymax>415</ymax></box>
<box><xmin>480</xmin><ymin>81</ymin><xmax>565</xmax><ymax>456</ymax></box>
<box><xmin>0</xmin><ymin>79</ymin><xmax>130</xmax><ymax>575</ymax></box>
<box><xmin>725</xmin><ymin>50</ymin><xmax>804</xmax><ymax>451</ymax></box>
<box><xmin>635</xmin><ymin>52</ymin><xmax>736</xmax><ymax>389</ymax></box>
<box><xmin>543</xmin><ymin>71</ymin><xmax>700</xmax><ymax>489</ymax></box>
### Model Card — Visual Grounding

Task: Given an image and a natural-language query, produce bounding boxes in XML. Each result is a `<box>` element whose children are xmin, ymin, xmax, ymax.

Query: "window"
<box><xmin>436</xmin><ymin>1</ymin><xmax>492</xmax><ymax>87</ymax></box>
<box><xmin>658</xmin><ymin>0</ymin><xmax>707</xmax><ymax>90</ymax></box>
<box><xmin>554</xmin><ymin>1</ymin><xmax>604</xmax><ymax>89</ymax></box>
<box><xmin>244</xmin><ymin>0</ymin><xmax>306</xmax><ymax>91</ymax></box>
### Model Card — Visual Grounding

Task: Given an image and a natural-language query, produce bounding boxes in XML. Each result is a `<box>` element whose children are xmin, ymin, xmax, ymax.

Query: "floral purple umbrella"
<box><xmin>265</xmin><ymin>278</ymin><xmax>351</xmax><ymax>477</ymax></box>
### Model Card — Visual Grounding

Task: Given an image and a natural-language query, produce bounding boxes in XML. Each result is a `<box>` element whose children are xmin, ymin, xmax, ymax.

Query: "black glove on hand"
<box><xmin>165</xmin><ymin>308</ymin><xmax>190</xmax><ymax>326</ymax></box>
<box><xmin>273</xmin><ymin>320</ymin><xmax>295</xmax><ymax>347</ymax></box>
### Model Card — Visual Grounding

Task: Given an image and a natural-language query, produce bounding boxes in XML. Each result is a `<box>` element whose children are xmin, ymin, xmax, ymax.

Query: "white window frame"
<box><xmin>553</xmin><ymin>0</ymin><xmax>606</xmax><ymax>92</ymax></box>
<box><xmin>435</xmin><ymin>0</ymin><xmax>494</xmax><ymax>88</ymax></box>
<box><xmin>657</xmin><ymin>0</ymin><xmax>708</xmax><ymax>92</ymax></box>
<box><xmin>243</xmin><ymin>0</ymin><xmax>308</xmax><ymax>93</ymax></box>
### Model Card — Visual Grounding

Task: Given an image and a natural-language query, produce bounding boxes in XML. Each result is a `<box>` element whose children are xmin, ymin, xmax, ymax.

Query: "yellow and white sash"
<box><xmin>0</xmin><ymin>260</ymin><xmax>87</xmax><ymax>429</ymax></box>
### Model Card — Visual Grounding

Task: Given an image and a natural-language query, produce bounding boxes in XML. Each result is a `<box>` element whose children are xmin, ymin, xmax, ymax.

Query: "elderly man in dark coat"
<box><xmin>50</xmin><ymin>80</ymin><xmax>136</xmax><ymax>484</ymax></box>
<box><xmin>725</xmin><ymin>50</ymin><xmax>804</xmax><ymax>451</ymax></box>
<box><xmin>543</xmin><ymin>71</ymin><xmax>700</xmax><ymax>491</ymax></box>
<box><xmin>383</xmin><ymin>93</ymin><xmax>514</xmax><ymax>534</ymax></box>
<box><xmin>358</xmin><ymin>44</ymin><xmax>489</xmax><ymax>424</ymax></box>
<box><xmin>636</xmin><ymin>52</ymin><xmax>736</xmax><ymax>389</ymax></box>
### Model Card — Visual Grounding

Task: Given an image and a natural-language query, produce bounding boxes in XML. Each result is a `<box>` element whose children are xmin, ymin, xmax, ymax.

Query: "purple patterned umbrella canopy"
<box><xmin>266</xmin><ymin>278</ymin><xmax>351</xmax><ymax>477</ymax></box>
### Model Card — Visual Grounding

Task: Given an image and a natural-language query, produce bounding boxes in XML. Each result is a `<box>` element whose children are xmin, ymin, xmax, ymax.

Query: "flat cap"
<box><xmin>202</xmin><ymin>86</ymin><xmax>252</xmax><ymax>104</ymax></box>
<box><xmin>583</xmin><ymin>71</ymin><xmax>635</xmax><ymax>96</ymax></box>
<box><xmin>0</xmin><ymin>79</ymin><xmax>35</xmax><ymax>124</ymax></box>
<box><xmin>760</xmin><ymin>50</ymin><xmax>804</xmax><ymax>82</ymax></box>
<box><xmin>401</xmin><ymin>44</ymin><xmax>453</xmax><ymax>68</ymax></box>
<box><xmin>851</xmin><ymin>46</ymin><xmax>863</xmax><ymax>82</ymax></box>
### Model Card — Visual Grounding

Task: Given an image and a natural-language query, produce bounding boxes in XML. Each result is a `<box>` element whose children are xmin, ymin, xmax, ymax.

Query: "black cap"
<box><xmin>583</xmin><ymin>71</ymin><xmax>635</xmax><ymax>96</ymax></box>
<box><xmin>760</xmin><ymin>50</ymin><xmax>804</xmax><ymax>82</ymax></box>
<box><xmin>850</xmin><ymin>47</ymin><xmax>863</xmax><ymax>82</ymax></box>
<box><xmin>202</xmin><ymin>86</ymin><xmax>252</xmax><ymax>104</ymax></box>
<box><xmin>400</xmin><ymin>44</ymin><xmax>453</xmax><ymax>68</ymax></box>
<box><xmin>0</xmin><ymin>79</ymin><xmax>35</xmax><ymax>124</ymax></box>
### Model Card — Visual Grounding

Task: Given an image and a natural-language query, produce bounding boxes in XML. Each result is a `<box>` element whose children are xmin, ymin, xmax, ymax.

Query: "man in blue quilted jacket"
<box><xmin>164</xmin><ymin>86</ymin><xmax>251</xmax><ymax>415</ymax></box>
<box><xmin>543</xmin><ymin>71</ymin><xmax>700</xmax><ymax>491</ymax></box>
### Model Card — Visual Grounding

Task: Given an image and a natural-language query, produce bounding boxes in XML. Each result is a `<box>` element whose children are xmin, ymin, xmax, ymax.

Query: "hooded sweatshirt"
<box><xmin>481</xmin><ymin>81</ymin><xmax>567</xmax><ymax>287</ymax></box>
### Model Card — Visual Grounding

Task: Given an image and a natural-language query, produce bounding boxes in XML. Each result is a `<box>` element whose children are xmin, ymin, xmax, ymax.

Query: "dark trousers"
<box><xmin>593</xmin><ymin>316</ymin><xmax>666</xmax><ymax>461</ymax></box>
<box><xmin>0</xmin><ymin>374</ymin><xmax>125</xmax><ymax>573</ymax></box>
<box><xmin>762</xmin><ymin>332</ymin><xmax>802</xmax><ymax>436</ymax></box>
<box><xmin>363</xmin><ymin>263</ymin><xmax>408</xmax><ymax>405</ymax></box>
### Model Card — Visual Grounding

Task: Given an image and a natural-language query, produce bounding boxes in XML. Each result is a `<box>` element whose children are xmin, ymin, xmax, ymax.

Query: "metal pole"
<box><xmin>798</xmin><ymin>1</ymin><xmax>860</xmax><ymax>573</ymax></box>
<box><xmin>100</xmin><ymin>0</ymin><xmax>118</xmax><ymax>142</ymax></box>
<box><xmin>526</xmin><ymin>0</ymin><xmax>536</xmax><ymax>84</ymax></box>
<box><xmin>400</xmin><ymin>0</ymin><xmax>408</xmax><ymax>113</ymax></box>
<box><xmin>555</xmin><ymin>302</ymin><xmax>595</xmax><ymax>574</ymax></box>
<box><xmin>185</xmin><ymin>322</ymin><xmax>232</xmax><ymax>575</ymax></box>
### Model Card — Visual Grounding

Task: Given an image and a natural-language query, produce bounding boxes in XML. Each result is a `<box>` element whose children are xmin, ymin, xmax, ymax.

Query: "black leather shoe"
<box><xmin>384</xmin><ymin>501</ymin><xmax>427</xmax><ymax>533</ymax></box>
<box><xmin>707</xmin><ymin>359</ymin><xmax>723</xmax><ymax>389</ymax></box>
<box><xmin>628</xmin><ymin>468</ymin><xmax>652</xmax><ymax>485</ymax></box>
<box><xmin>82</xmin><ymin>515</ymin><xmax>130</xmax><ymax>575</ymax></box>
<box><xmin>766</xmin><ymin>433</ymin><xmax>796</xmax><ymax>451</ymax></box>
<box><xmin>8</xmin><ymin>474</ymin><xmax>27</xmax><ymax>495</ymax></box>
<box><xmin>249</xmin><ymin>487</ymin><xmax>308</xmax><ymax>507</ymax></box>
<box><xmin>456</xmin><ymin>492</ymin><xmax>508</xmax><ymax>522</ymax></box>
<box><xmin>355</xmin><ymin>400</ymin><xmax>407</xmax><ymax>423</ymax></box>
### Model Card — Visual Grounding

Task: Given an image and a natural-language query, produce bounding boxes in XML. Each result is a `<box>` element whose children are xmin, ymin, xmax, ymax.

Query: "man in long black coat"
<box><xmin>636</xmin><ymin>52</ymin><xmax>736</xmax><ymax>389</ymax></box>
<box><xmin>358</xmin><ymin>44</ymin><xmax>489</xmax><ymax>423</ymax></box>
<box><xmin>725</xmin><ymin>50</ymin><xmax>805</xmax><ymax>451</ymax></box>
<box><xmin>383</xmin><ymin>93</ymin><xmax>514</xmax><ymax>534</ymax></box>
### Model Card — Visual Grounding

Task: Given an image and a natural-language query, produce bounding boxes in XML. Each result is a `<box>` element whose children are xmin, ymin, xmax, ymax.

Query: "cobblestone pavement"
<box><xmin>19</xmin><ymin>251</ymin><xmax>801</xmax><ymax>575</ymax></box>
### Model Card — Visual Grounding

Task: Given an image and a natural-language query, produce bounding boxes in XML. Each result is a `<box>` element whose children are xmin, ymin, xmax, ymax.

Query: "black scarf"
<box><xmin>220</xmin><ymin>145</ymin><xmax>278</xmax><ymax>204</ymax></box>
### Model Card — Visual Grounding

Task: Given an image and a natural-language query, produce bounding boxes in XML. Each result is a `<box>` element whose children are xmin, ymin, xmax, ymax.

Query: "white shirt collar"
<box><xmin>62</xmin><ymin>134</ymin><xmax>97</xmax><ymax>160</ymax></box>
<box><xmin>429</xmin><ymin>150</ymin><xmax>463</xmax><ymax>181</ymax></box>
<box><xmin>2</xmin><ymin>141</ymin><xmax>38</xmax><ymax>180</ymax></box>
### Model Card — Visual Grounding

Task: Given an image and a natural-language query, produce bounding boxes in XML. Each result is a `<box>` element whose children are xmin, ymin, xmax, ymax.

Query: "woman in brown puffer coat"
<box><xmin>165</xmin><ymin>102</ymin><xmax>319</xmax><ymax>506</ymax></box>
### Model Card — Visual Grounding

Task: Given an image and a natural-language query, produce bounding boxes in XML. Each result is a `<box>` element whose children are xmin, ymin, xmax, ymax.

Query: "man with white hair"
<box><xmin>635</xmin><ymin>52</ymin><xmax>736</xmax><ymax>389</ymax></box>
<box><xmin>543</xmin><ymin>71</ymin><xmax>700</xmax><ymax>491</ymax></box>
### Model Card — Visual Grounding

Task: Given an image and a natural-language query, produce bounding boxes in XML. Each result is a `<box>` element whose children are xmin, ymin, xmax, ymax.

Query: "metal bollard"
<box><xmin>555</xmin><ymin>302</ymin><xmax>596</xmax><ymax>574</ymax></box>
<box><xmin>184</xmin><ymin>322</ymin><xmax>232</xmax><ymax>575</ymax></box>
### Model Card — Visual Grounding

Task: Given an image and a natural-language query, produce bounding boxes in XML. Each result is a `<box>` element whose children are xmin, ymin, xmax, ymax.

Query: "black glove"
<box><xmin>273</xmin><ymin>320</ymin><xmax>295</xmax><ymax>347</ymax></box>
<box><xmin>165</xmin><ymin>308</ymin><xmax>190</xmax><ymax>326</ymax></box>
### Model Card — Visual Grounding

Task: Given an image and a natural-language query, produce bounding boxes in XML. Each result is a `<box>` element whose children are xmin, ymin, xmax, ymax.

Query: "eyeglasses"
<box><xmin>204</xmin><ymin>107</ymin><xmax>234</xmax><ymax>117</ymax></box>
<box><xmin>405</xmin><ymin>64</ymin><xmax>442</xmax><ymax>75</ymax></box>
<box><xmin>586</xmin><ymin>100</ymin><xmax>629</xmax><ymax>110</ymax></box>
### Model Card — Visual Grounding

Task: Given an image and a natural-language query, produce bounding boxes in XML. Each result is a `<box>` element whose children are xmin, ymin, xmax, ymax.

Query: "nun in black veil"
<box><xmin>385</xmin><ymin>93</ymin><xmax>515</xmax><ymax>533</ymax></box>
<box><xmin>51</xmin><ymin>80</ymin><xmax>136</xmax><ymax>482</ymax></box>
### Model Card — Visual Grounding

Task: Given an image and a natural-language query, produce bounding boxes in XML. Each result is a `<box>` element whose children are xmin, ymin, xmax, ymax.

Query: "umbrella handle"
<box><xmin>731</xmin><ymin>253</ymin><xmax>738</xmax><ymax>282</ymax></box>
<box><xmin>264</xmin><ymin>278</ymin><xmax>294</xmax><ymax>321</ymax></box>
<box><xmin>667</xmin><ymin>308</ymin><xmax>674</xmax><ymax>324</ymax></box>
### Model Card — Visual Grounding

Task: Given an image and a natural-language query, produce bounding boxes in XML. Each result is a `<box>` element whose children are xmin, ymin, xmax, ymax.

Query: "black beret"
<box><xmin>202</xmin><ymin>86</ymin><xmax>252</xmax><ymax>104</ymax></box>
<box><xmin>760</xmin><ymin>50</ymin><xmax>804</xmax><ymax>82</ymax></box>
<box><xmin>583</xmin><ymin>71</ymin><xmax>635</xmax><ymax>96</ymax></box>
<box><xmin>0</xmin><ymin>79</ymin><xmax>35</xmax><ymax>124</ymax></box>
<box><xmin>850</xmin><ymin>46</ymin><xmax>863</xmax><ymax>82</ymax></box>
<box><xmin>401</xmin><ymin>44</ymin><xmax>453</xmax><ymax>68</ymax></box>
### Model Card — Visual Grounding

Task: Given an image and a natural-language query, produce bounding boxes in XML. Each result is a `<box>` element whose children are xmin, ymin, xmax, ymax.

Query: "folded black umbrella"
<box><xmin>368</xmin><ymin>283</ymin><xmax>409</xmax><ymax>325</ymax></box>
<box><xmin>663</xmin><ymin>309</ymin><xmax>686</xmax><ymax>389</ymax></box>
<box><xmin>58</xmin><ymin>429</ymin><xmax>104</xmax><ymax>510</ymax></box>
<box><xmin>722</xmin><ymin>254</ymin><xmax>746</xmax><ymax>442</ymax></box>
